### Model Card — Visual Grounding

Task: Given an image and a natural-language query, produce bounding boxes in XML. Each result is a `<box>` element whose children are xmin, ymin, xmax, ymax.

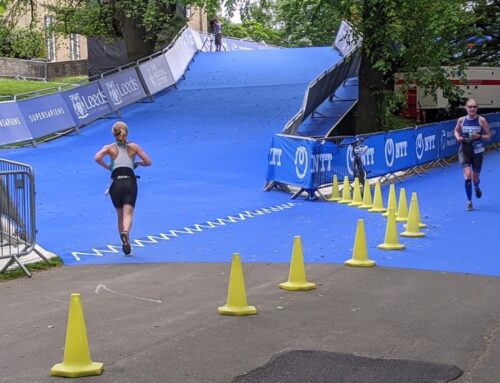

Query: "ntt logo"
<box><xmin>295</xmin><ymin>146</ymin><xmax>308</xmax><ymax>179</ymax></box>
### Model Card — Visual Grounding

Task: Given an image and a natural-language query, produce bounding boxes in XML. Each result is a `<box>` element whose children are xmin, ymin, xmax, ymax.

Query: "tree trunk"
<box><xmin>118</xmin><ymin>14</ymin><xmax>157</xmax><ymax>62</ymax></box>
<box><xmin>355</xmin><ymin>0</ymin><xmax>387</xmax><ymax>134</ymax></box>
<box><xmin>356</xmin><ymin>50</ymin><xmax>385</xmax><ymax>134</ymax></box>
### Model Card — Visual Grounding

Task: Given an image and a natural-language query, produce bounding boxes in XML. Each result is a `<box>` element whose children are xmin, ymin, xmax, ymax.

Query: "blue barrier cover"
<box><xmin>17</xmin><ymin>93</ymin><xmax>76</xmax><ymax>139</ymax></box>
<box><xmin>138</xmin><ymin>55</ymin><xmax>175</xmax><ymax>96</ymax></box>
<box><xmin>267</xmin><ymin>134</ymin><xmax>315</xmax><ymax>188</ymax></box>
<box><xmin>98</xmin><ymin>68</ymin><xmax>147</xmax><ymax>112</ymax></box>
<box><xmin>484</xmin><ymin>113</ymin><xmax>500</xmax><ymax>142</ymax></box>
<box><xmin>438</xmin><ymin>120</ymin><xmax>460</xmax><ymax>158</ymax></box>
<box><xmin>62</xmin><ymin>81</ymin><xmax>112</xmax><ymax>127</ymax></box>
<box><xmin>0</xmin><ymin>102</ymin><xmax>33</xmax><ymax>145</ymax></box>
<box><xmin>384</xmin><ymin>128</ymin><xmax>416</xmax><ymax>173</ymax></box>
<box><xmin>414</xmin><ymin>124</ymin><xmax>439</xmax><ymax>165</ymax></box>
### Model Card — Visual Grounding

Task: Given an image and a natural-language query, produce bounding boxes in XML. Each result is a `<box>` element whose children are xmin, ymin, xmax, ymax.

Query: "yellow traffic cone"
<box><xmin>382</xmin><ymin>184</ymin><xmax>397</xmax><ymax>217</ymax></box>
<box><xmin>377</xmin><ymin>207</ymin><xmax>405</xmax><ymax>250</ymax></box>
<box><xmin>368</xmin><ymin>182</ymin><xmax>386</xmax><ymax>213</ymax></box>
<box><xmin>359</xmin><ymin>179</ymin><xmax>373</xmax><ymax>209</ymax></box>
<box><xmin>348</xmin><ymin>178</ymin><xmax>363</xmax><ymax>207</ymax></box>
<box><xmin>279</xmin><ymin>236</ymin><xmax>316</xmax><ymax>291</ymax></box>
<box><xmin>328</xmin><ymin>175</ymin><xmax>341</xmax><ymax>202</ymax></box>
<box><xmin>338</xmin><ymin>176</ymin><xmax>352</xmax><ymax>204</ymax></box>
<box><xmin>395</xmin><ymin>188</ymin><xmax>409</xmax><ymax>222</ymax></box>
<box><xmin>414</xmin><ymin>193</ymin><xmax>427</xmax><ymax>228</ymax></box>
<box><xmin>401</xmin><ymin>193</ymin><xmax>425</xmax><ymax>238</ymax></box>
<box><xmin>50</xmin><ymin>293</ymin><xmax>103</xmax><ymax>378</ymax></box>
<box><xmin>218</xmin><ymin>253</ymin><xmax>257</xmax><ymax>316</ymax></box>
<box><xmin>345</xmin><ymin>219</ymin><xmax>376</xmax><ymax>267</ymax></box>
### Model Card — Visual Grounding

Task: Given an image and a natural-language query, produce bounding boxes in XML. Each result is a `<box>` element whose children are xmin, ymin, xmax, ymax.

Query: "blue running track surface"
<box><xmin>2</xmin><ymin>47</ymin><xmax>500</xmax><ymax>276</ymax></box>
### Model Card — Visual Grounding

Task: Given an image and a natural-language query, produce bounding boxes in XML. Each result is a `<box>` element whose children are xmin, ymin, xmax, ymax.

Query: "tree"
<box><xmin>339</xmin><ymin>0</ymin><xmax>475</xmax><ymax>133</ymax></box>
<box><xmin>2</xmin><ymin>0</ymin><xmax>241</xmax><ymax>62</ymax></box>
<box><xmin>275</xmin><ymin>0</ymin><xmax>342</xmax><ymax>46</ymax></box>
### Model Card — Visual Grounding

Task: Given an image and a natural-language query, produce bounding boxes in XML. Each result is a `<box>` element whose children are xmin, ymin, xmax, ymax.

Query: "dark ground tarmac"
<box><xmin>1</xmin><ymin>263</ymin><xmax>499</xmax><ymax>382</ymax></box>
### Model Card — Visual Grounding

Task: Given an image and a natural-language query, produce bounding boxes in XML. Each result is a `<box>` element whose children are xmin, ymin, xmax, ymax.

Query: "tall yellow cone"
<box><xmin>359</xmin><ymin>179</ymin><xmax>373</xmax><ymax>209</ymax></box>
<box><xmin>377</xmin><ymin>207</ymin><xmax>405</xmax><ymax>250</ymax></box>
<box><xmin>279</xmin><ymin>236</ymin><xmax>316</xmax><ymax>291</ymax></box>
<box><xmin>401</xmin><ymin>193</ymin><xmax>425</xmax><ymax>238</ymax></box>
<box><xmin>395</xmin><ymin>188</ymin><xmax>409</xmax><ymax>222</ymax></box>
<box><xmin>338</xmin><ymin>176</ymin><xmax>352</xmax><ymax>204</ymax></box>
<box><xmin>50</xmin><ymin>293</ymin><xmax>103</xmax><ymax>378</ymax></box>
<box><xmin>345</xmin><ymin>219</ymin><xmax>376</xmax><ymax>267</ymax></box>
<box><xmin>348</xmin><ymin>178</ymin><xmax>363</xmax><ymax>207</ymax></box>
<box><xmin>327</xmin><ymin>174</ymin><xmax>341</xmax><ymax>202</ymax></box>
<box><xmin>382</xmin><ymin>184</ymin><xmax>397</xmax><ymax>217</ymax></box>
<box><xmin>368</xmin><ymin>182</ymin><xmax>386</xmax><ymax>213</ymax></box>
<box><xmin>414</xmin><ymin>194</ymin><xmax>427</xmax><ymax>228</ymax></box>
<box><xmin>218</xmin><ymin>253</ymin><xmax>257</xmax><ymax>316</ymax></box>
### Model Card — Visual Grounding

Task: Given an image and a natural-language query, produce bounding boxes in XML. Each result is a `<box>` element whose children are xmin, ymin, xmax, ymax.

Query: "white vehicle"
<box><xmin>397</xmin><ymin>66</ymin><xmax>500</xmax><ymax>122</ymax></box>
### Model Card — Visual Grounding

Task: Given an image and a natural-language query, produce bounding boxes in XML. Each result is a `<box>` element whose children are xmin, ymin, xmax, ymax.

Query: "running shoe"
<box><xmin>475</xmin><ymin>187</ymin><xmax>482</xmax><ymax>198</ymax></box>
<box><xmin>467</xmin><ymin>201</ymin><xmax>473</xmax><ymax>211</ymax></box>
<box><xmin>120</xmin><ymin>231</ymin><xmax>131</xmax><ymax>256</ymax></box>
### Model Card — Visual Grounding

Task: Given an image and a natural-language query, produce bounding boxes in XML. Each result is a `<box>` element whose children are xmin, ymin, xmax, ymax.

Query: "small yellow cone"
<box><xmin>327</xmin><ymin>174</ymin><xmax>341</xmax><ymax>202</ymax></box>
<box><xmin>218</xmin><ymin>253</ymin><xmax>257</xmax><ymax>316</ymax></box>
<box><xmin>348</xmin><ymin>178</ymin><xmax>363</xmax><ymax>207</ymax></box>
<box><xmin>359</xmin><ymin>179</ymin><xmax>373</xmax><ymax>209</ymax></box>
<box><xmin>382</xmin><ymin>184</ymin><xmax>397</xmax><ymax>217</ymax></box>
<box><xmin>395</xmin><ymin>188</ymin><xmax>409</xmax><ymax>222</ymax></box>
<box><xmin>414</xmin><ymin>194</ymin><xmax>427</xmax><ymax>228</ymax></box>
<box><xmin>279</xmin><ymin>236</ymin><xmax>316</xmax><ymax>291</ymax></box>
<box><xmin>368</xmin><ymin>182</ymin><xmax>386</xmax><ymax>213</ymax></box>
<box><xmin>401</xmin><ymin>193</ymin><xmax>425</xmax><ymax>238</ymax></box>
<box><xmin>345</xmin><ymin>219</ymin><xmax>376</xmax><ymax>267</ymax></box>
<box><xmin>377</xmin><ymin>207</ymin><xmax>405</xmax><ymax>250</ymax></box>
<box><xmin>338</xmin><ymin>176</ymin><xmax>352</xmax><ymax>204</ymax></box>
<box><xmin>50</xmin><ymin>293</ymin><xmax>103</xmax><ymax>378</ymax></box>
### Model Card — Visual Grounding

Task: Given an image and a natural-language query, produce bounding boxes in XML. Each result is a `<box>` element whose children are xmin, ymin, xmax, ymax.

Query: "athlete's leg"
<box><xmin>472</xmin><ymin>154</ymin><xmax>483</xmax><ymax>198</ymax></box>
<box><xmin>122</xmin><ymin>204</ymin><xmax>135</xmax><ymax>234</ymax></box>
<box><xmin>115</xmin><ymin>208</ymin><xmax>124</xmax><ymax>233</ymax></box>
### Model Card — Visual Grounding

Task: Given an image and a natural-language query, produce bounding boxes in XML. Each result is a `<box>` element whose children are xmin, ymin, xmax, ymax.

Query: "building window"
<box><xmin>69</xmin><ymin>33</ymin><xmax>80</xmax><ymax>60</ymax></box>
<box><xmin>44</xmin><ymin>15</ymin><xmax>56</xmax><ymax>62</ymax></box>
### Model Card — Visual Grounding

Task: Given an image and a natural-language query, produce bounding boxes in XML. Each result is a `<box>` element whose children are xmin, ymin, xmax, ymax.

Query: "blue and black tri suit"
<box><xmin>458</xmin><ymin>116</ymin><xmax>485</xmax><ymax>173</ymax></box>
<box><xmin>109</xmin><ymin>143</ymin><xmax>138</xmax><ymax>208</ymax></box>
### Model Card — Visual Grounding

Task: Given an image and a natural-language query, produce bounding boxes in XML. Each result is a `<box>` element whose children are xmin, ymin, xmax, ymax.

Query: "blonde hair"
<box><xmin>465</xmin><ymin>98</ymin><xmax>478</xmax><ymax>107</ymax></box>
<box><xmin>112</xmin><ymin>121</ymin><xmax>128</xmax><ymax>144</ymax></box>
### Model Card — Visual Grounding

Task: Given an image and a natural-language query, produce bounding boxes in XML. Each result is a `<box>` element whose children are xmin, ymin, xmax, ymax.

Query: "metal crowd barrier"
<box><xmin>0</xmin><ymin>158</ymin><xmax>48</xmax><ymax>277</ymax></box>
<box><xmin>0</xmin><ymin>57</ymin><xmax>48</xmax><ymax>81</ymax></box>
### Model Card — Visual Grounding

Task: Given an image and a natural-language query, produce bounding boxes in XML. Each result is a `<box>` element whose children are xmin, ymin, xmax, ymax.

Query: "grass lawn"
<box><xmin>0</xmin><ymin>76</ymin><xmax>88</xmax><ymax>100</ymax></box>
<box><xmin>0</xmin><ymin>257</ymin><xmax>63</xmax><ymax>282</ymax></box>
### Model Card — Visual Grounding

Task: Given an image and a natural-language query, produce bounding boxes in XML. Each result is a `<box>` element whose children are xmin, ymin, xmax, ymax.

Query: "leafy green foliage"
<box><xmin>0</xmin><ymin>25</ymin><xmax>46</xmax><ymax>59</ymax></box>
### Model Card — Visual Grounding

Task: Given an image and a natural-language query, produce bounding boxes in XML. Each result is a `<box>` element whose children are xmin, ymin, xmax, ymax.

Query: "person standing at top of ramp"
<box><xmin>94</xmin><ymin>121</ymin><xmax>152</xmax><ymax>255</ymax></box>
<box><xmin>454</xmin><ymin>98</ymin><xmax>491</xmax><ymax>211</ymax></box>
<box><xmin>211</xmin><ymin>17</ymin><xmax>223</xmax><ymax>51</ymax></box>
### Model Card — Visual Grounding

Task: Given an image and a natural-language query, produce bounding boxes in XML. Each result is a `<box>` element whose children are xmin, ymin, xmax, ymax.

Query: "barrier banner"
<box><xmin>165</xmin><ymin>42</ymin><xmax>189</xmax><ymax>83</ymax></box>
<box><xmin>438</xmin><ymin>120</ymin><xmax>459</xmax><ymax>158</ymax></box>
<box><xmin>484</xmin><ymin>112</ymin><xmax>500</xmax><ymax>143</ymax></box>
<box><xmin>189</xmin><ymin>28</ymin><xmax>203</xmax><ymax>50</ymax></box>
<box><xmin>313</xmin><ymin>139</ymin><xmax>348</xmax><ymax>186</ymax></box>
<box><xmin>334</xmin><ymin>20</ymin><xmax>362</xmax><ymax>56</ymax></box>
<box><xmin>414</xmin><ymin>123</ymin><xmax>439</xmax><ymax>165</ymax></box>
<box><xmin>184</xmin><ymin>29</ymin><xmax>199</xmax><ymax>56</ymax></box>
<box><xmin>266</xmin><ymin>134</ymin><xmax>316</xmax><ymax>188</ymax></box>
<box><xmin>62</xmin><ymin>81</ymin><xmax>112</xmax><ymax>127</ymax></box>
<box><xmin>138</xmin><ymin>55</ymin><xmax>175</xmax><ymax>95</ymax></box>
<box><xmin>383</xmin><ymin>128</ymin><xmax>416</xmax><ymax>173</ymax></box>
<box><xmin>17</xmin><ymin>93</ymin><xmax>75</xmax><ymax>139</ymax></box>
<box><xmin>98</xmin><ymin>67</ymin><xmax>147</xmax><ymax>112</ymax></box>
<box><xmin>0</xmin><ymin>102</ymin><xmax>33</xmax><ymax>145</ymax></box>
<box><xmin>358</xmin><ymin>133</ymin><xmax>386</xmax><ymax>178</ymax></box>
